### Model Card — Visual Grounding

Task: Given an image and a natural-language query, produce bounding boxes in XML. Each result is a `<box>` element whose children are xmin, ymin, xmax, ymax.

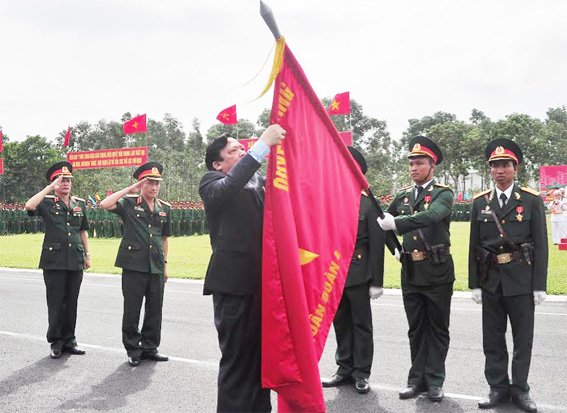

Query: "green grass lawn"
<box><xmin>1</xmin><ymin>218</ymin><xmax>566</xmax><ymax>293</ymax></box>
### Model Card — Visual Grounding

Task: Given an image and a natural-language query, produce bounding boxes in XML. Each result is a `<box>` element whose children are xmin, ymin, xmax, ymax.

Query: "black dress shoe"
<box><xmin>355</xmin><ymin>377</ymin><xmax>370</xmax><ymax>394</ymax></box>
<box><xmin>142</xmin><ymin>352</ymin><xmax>169</xmax><ymax>362</ymax></box>
<box><xmin>511</xmin><ymin>393</ymin><xmax>537</xmax><ymax>413</ymax></box>
<box><xmin>128</xmin><ymin>356</ymin><xmax>141</xmax><ymax>367</ymax></box>
<box><xmin>478</xmin><ymin>390</ymin><xmax>509</xmax><ymax>409</ymax></box>
<box><xmin>50</xmin><ymin>349</ymin><xmax>62</xmax><ymax>359</ymax></box>
<box><xmin>399</xmin><ymin>384</ymin><xmax>423</xmax><ymax>399</ymax></box>
<box><xmin>64</xmin><ymin>346</ymin><xmax>86</xmax><ymax>355</ymax></box>
<box><xmin>321</xmin><ymin>374</ymin><xmax>354</xmax><ymax>387</ymax></box>
<box><xmin>428</xmin><ymin>386</ymin><xmax>444</xmax><ymax>402</ymax></box>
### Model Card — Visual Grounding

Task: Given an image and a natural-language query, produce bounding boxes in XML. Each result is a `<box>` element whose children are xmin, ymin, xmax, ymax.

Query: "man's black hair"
<box><xmin>489</xmin><ymin>159</ymin><xmax>518</xmax><ymax>168</ymax></box>
<box><xmin>205</xmin><ymin>134</ymin><xmax>230</xmax><ymax>171</ymax></box>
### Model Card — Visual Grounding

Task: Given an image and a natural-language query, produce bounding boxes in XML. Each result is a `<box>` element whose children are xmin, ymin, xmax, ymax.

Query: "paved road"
<box><xmin>1</xmin><ymin>268</ymin><xmax>567</xmax><ymax>412</ymax></box>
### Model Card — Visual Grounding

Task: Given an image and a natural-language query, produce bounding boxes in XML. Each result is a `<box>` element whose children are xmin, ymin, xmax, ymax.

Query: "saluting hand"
<box><xmin>127</xmin><ymin>180</ymin><xmax>144</xmax><ymax>194</ymax></box>
<box><xmin>49</xmin><ymin>175</ymin><xmax>64</xmax><ymax>191</ymax></box>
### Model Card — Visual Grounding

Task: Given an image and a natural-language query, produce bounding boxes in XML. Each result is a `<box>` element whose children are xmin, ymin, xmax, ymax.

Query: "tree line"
<box><xmin>1</xmin><ymin>104</ymin><xmax>566</xmax><ymax>203</ymax></box>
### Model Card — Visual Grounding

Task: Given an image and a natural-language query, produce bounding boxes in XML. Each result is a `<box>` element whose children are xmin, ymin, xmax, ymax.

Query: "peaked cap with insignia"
<box><xmin>347</xmin><ymin>146</ymin><xmax>367</xmax><ymax>175</ymax></box>
<box><xmin>408</xmin><ymin>136</ymin><xmax>443</xmax><ymax>165</ymax></box>
<box><xmin>133</xmin><ymin>161</ymin><xmax>164</xmax><ymax>181</ymax></box>
<box><xmin>46</xmin><ymin>161</ymin><xmax>73</xmax><ymax>182</ymax></box>
<box><xmin>485</xmin><ymin>138</ymin><xmax>523</xmax><ymax>165</ymax></box>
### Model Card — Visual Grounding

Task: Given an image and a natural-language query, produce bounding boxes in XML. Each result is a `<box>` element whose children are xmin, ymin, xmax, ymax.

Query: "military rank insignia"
<box><xmin>516</xmin><ymin>206</ymin><xmax>524</xmax><ymax>222</ymax></box>
<box><xmin>424</xmin><ymin>195</ymin><xmax>431</xmax><ymax>210</ymax></box>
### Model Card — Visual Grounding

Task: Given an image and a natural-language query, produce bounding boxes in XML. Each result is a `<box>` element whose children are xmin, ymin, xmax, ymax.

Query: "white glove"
<box><xmin>534</xmin><ymin>291</ymin><xmax>547</xmax><ymax>305</ymax></box>
<box><xmin>471</xmin><ymin>288</ymin><xmax>482</xmax><ymax>304</ymax></box>
<box><xmin>394</xmin><ymin>248</ymin><xmax>401</xmax><ymax>261</ymax></box>
<box><xmin>369</xmin><ymin>286</ymin><xmax>383</xmax><ymax>300</ymax></box>
<box><xmin>377</xmin><ymin>213</ymin><xmax>396</xmax><ymax>231</ymax></box>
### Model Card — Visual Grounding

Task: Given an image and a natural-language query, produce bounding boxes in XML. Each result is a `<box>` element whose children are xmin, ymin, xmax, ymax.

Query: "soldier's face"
<box><xmin>55</xmin><ymin>177</ymin><xmax>72</xmax><ymax>196</ymax></box>
<box><xmin>408</xmin><ymin>157</ymin><xmax>435</xmax><ymax>185</ymax></box>
<box><xmin>214</xmin><ymin>138</ymin><xmax>246</xmax><ymax>174</ymax></box>
<box><xmin>141</xmin><ymin>179</ymin><xmax>160</xmax><ymax>199</ymax></box>
<box><xmin>490</xmin><ymin>160</ymin><xmax>517</xmax><ymax>189</ymax></box>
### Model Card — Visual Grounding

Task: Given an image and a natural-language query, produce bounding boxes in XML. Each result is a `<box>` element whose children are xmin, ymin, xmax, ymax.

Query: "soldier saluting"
<box><xmin>469</xmin><ymin>139</ymin><xmax>548</xmax><ymax>413</ymax></box>
<box><xmin>100</xmin><ymin>162</ymin><xmax>172</xmax><ymax>367</ymax></box>
<box><xmin>25</xmin><ymin>161</ymin><xmax>90</xmax><ymax>359</ymax></box>
<box><xmin>378</xmin><ymin>136</ymin><xmax>454</xmax><ymax>403</ymax></box>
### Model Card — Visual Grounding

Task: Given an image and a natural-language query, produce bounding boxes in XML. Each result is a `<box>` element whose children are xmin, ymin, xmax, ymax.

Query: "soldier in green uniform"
<box><xmin>25</xmin><ymin>161</ymin><xmax>90</xmax><ymax>359</ymax></box>
<box><xmin>322</xmin><ymin>147</ymin><xmax>385</xmax><ymax>394</ymax></box>
<box><xmin>378</xmin><ymin>136</ymin><xmax>454</xmax><ymax>402</ymax></box>
<box><xmin>100</xmin><ymin>162</ymin><xmax>172</xmax><ymax>367</ymax></box>
<box><xmin>469</xmin><ymin>139</ymin><xmax>547</xmax><ymax>413</ymax></box>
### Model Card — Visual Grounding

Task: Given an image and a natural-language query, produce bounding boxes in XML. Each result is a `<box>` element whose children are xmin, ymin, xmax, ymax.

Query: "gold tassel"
<box><xmin>256</xmin><ymin>36</ymin><xmax>286</xmax><ymax>100</ymax></box>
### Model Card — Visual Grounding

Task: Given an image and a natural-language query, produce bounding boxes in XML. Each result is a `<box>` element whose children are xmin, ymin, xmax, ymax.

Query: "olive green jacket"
<box><xmin>28</xmin><ymin>195</ymin><xmax>89</xmax><ymax>270</ymax></box>
<box><xmin>111</xmin><ymin>195</ymin><xmax>172</xmax><ymax>275</ymax></box>
<box><xmin>468</xmin><ymin>184</ymin><xmax>548</xmax><ymax>296</ymax></box>
<box><xmin>387</xmin><ymin>180</ymin><xmax>455</xmax><ymax>286</ymax></box>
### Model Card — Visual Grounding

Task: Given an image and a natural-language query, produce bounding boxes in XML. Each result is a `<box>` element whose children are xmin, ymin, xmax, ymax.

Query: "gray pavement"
<box><xmin>1</xmin><ymin>268</ymin><xmax>566</xmax><ymax>412</ymax></box>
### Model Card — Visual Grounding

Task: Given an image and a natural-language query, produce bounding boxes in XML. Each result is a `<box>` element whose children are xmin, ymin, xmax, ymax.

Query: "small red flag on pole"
<box><xmin>63</xmin><ymin>126</ymin><xmax>71</xmax><ymax>147</ymax></box>
<box><xmin>0</xmin><ymin>158</ymin><xmax>4</xmax><ymax>175</ymax></box>
<box><xmin>123</xmin><ymin>114</ymin><xmax>147</xmax><ymax>135</ymax></box>
<box><xmin>327</xmin><ymin>91</ymin><xmax>351</xmax><ymax>115</ymax></box>
<box><xmin>216</xmin><ymin>105</ymin><xmax>237</xmax><ymax>125</ymax></box>
<box><xmin>0</xmin><ymin>129</ymin><xmax>4</xmax><ymax>153</ymax></box>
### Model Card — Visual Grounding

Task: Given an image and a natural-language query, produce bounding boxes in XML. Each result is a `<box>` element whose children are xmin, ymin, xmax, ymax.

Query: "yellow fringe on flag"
<box><xmin>256</xmin><ymin>36</ymin><xmax>286</xmax><ymax>100</ymax></box>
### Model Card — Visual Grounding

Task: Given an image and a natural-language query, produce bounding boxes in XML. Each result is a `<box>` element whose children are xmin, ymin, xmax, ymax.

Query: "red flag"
<box><xmin>216</xmin><ymin>105</ymin><xmax>237</xmax><ymax>125</ymax></box>
<box><xmin>262</xmin><ymin>45</ymin><xmax>367</xmax><ymax>412</ymax></box>
<box><xmin>338</xmin><ymin>131</ymin><xmax>353</xmax><ymax>146</ymax></box>
<box><xmin>327</xmin><ymin>91</ymin><xmax>350</xmax><ymax>115</ymax></box>
<box><xmin>63</xmin><ymin>126</ymin><xmax>71</xmax><ymax>147</ymax></box>
<box><xmin>237</xmin><ymin>138</ymin><xmax>258</xmax><ymax>152</ymax></box>
<box><xmin>123</xmin><ymin>114</ymin><xmax>147</xmax><ymax>134</ymax></box>
<box><xmin>0</xmin><ymin>130</ymin><xmax>3</xmax><ymax>153</ymax></box>
<box><xmin>0</xmin><ymin>158</ymin><xmax>3</xmax><ymax>175</ymax></box>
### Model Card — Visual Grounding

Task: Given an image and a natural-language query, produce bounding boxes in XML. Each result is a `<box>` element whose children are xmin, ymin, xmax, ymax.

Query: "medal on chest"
<box><xmin>516</xmin><ymin>206</ymin><xmax>524</xmax><ymax>222</ymax></box>
<box><xmin>424</xmin><ymin>195</ymin><xmax>431</xmax><ymax>210</ymax></box>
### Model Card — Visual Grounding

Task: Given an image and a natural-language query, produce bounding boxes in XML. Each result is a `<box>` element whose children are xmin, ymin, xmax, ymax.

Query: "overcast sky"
<box><xmin>2</xmin><ymin>0</ymin><xmax>567</xmax><ymax>144</ymax></box>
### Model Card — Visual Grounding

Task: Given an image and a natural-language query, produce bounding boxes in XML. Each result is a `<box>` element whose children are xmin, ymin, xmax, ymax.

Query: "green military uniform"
<box><xmin>110</xmin><ymin>170</ymin><xmax>172</xmax><ymax>359</ymax></box>
<box><xmin>469</xmin><ymin>139</ymin><xmax>548</xmax><ymax>401</ymax></box>
<box><xmin>386</xmin><ymin>136</ymin><xmax>454</xmax><ymax>392</ymax></box>
<box><xmin>27</xmin><ymin>162</ymin><xmax>89</xmax><ymax>352</ymax></box>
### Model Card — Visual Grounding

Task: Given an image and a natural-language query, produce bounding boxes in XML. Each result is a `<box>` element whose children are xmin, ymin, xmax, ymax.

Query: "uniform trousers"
<box><xmin>212</xmin><ymin>292</ymin><xmax>271</xmax><ymax>413</ymax></box>
<box><xmin>121</xmin><ymin>270</ymin><xmax>164</xmax><ymax>357</ymax></box>
<box><xmin>402</xmin><ymin>282</ymin><xmax>453</xmax><ymax>387</ymax></box>
<box><xmin>482</xmin><ymin>285</ymin><xmax>534</xmax><ymax>395</ymax></box>
<box><xmin>43</xmin><ymin>269</ymin><xmax>83</xmax><ymax>350</ymax></box>
<box><xmin>333</xmin><ymin>282</ymin><xmax>374</xmax><ymax>379</ymax></box>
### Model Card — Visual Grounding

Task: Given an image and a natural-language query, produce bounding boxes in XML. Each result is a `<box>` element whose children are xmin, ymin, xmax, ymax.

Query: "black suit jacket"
<box><xmin>199</xmin><ymin>154</ymin><xmax>265</xmax><ymax>295</ymax></box>
<box><xmin>345</xmin><ymin>193</ymin><xmax>385</xmax><ymax>288</ymax></box>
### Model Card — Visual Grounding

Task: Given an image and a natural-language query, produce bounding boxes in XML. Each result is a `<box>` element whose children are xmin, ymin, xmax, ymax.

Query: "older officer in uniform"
<box><xmin>469</xmin><ymin>139</ymin><xmax>547</xmax><ymax>413</ymax></box>
<box><xmin>25</xmin><ymin>161</ymin><xmax>90</xmax><ymax>359</ymax></box>
<box><xmin>200</xmin><ymin>124</ymin><xmax>285</xmax><ymax>413</ymax></box>
<box><xmin>322</xmin><ymin>146</ymin><xmax>385</xmax><ymax>394</ymax></box>
<box><xmin>378</xmin><ymin>136</ymin><xmax>454</xmax><ymax>402</ymax></box>
<box><xmin>100</xmin><ymin>162</ymin><xmax>172</xmax><ymax>367</ymax></box>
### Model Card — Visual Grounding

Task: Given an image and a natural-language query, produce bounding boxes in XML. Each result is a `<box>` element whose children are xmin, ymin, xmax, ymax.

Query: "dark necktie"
<box><xmin>500</xmin><ymin>193</ymin><xmax>507</xmax><ymax>208</ymax></box>
<box><xmin>416</xmin><ymin>186</ymin><xmax>424</xmax><ymax>198</ymax></box>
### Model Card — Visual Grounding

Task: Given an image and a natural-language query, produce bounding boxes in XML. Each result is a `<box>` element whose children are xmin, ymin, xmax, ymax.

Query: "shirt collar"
<box><xmin>495</xmin><ymin>183</ymin><xmax>514</xmax><ymax>201</ymax></box>
<box><xmin>415</xmin><ymin>178</ymin><xmax>434</xmax><ymax>192</ymax></box>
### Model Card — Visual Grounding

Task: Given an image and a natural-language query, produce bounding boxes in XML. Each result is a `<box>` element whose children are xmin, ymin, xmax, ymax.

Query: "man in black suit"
<box><xmin>199</xmin><ymin>124</ymin><xmax>285</xmax><ymax>413</ymax></box>
<box><xmin>322</xmin><ymin>146</ymin><xmax>385</xmax><ymax>394</ymax></box>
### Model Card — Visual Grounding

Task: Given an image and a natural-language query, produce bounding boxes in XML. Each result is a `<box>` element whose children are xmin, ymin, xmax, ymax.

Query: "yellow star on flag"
<box><xmin>298</xmin><ymin>248</ymin><xmax>319</xmax><ymax>266</ymax></box>
<box><xmin>132</xmin><ymin>122</ymin><xmax>138</xmax><ymax>129</ymax></box>
<box><xmin>330</xmin><ymin>99</ymin><xmax>340</xmax><ymax>111</ymax></box>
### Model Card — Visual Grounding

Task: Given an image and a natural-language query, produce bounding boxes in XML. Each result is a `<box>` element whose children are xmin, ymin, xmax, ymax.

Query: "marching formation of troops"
<box><xmin>22</xmin><ymin>129</ymin><xmax>548</xmax><ymax>413</ymax></box>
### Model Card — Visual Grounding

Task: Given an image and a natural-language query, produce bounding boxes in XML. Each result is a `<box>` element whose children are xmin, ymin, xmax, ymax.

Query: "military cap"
<box><xmin>133</xmin><ymin>161</ymin><xmax>164</xmax><ymax>181</ymax></box>
<box><xmin>408</xmin><ymin>136</ymin><xmax>443</xmax><ymax>165</ymax></box>
<box><xmin>485</xmin><ymin>138</ymin><xmax>523</xmax><ymax>165</ymax></box>
<box><xmin>347</xmin><ymin>146</ymin><xmax>367</xmax><ymax>175</ymax></box>
<box><xmin>46</xmin><ymin>161</ymin><xmax>73</xmax><ymax>181</ymax></box>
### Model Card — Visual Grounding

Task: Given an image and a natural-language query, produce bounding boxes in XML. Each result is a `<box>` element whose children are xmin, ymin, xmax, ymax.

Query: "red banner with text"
<box><xmin>67</xmin><ymin>147</ymin><xmax>148</xmax><ymax>169</ymax></box>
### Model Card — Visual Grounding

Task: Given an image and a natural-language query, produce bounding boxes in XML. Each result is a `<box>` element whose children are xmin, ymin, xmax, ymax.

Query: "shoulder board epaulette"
<box><xmin>521</xmin><ymin>187</ymin><xmax>540</xmax><ymax>196</ymax></box>
<box><xmin>473</xmin><ymin>189</ymin><xmax>491</xmax><ymax>200</ymax></box>
<box><xmin>361</xmin><ymin>189</ymin><xmax>369</xmax><ymax>197</ymax></box>
<box><xmin>72</xmin><ymin>196</ymin><xmax>85</xmax><ymax>203</ymax></box>
<box><xmin>45</xmin><ymin>195</ymin><xmax>56</xmax><ymax>199</ymax></box>
<box><xmin>125</xmin><ymin>194</ymin><xmax>139</xmax><ymax>197</ymax></box>
<box><xmin>434</xmin><ymin>183</ymin><xmax>450</xmax><ymax>188</ymax></box>
<box><xmin>158</xmin><ymin>198</ymin><xmax>171</xmax><ymax>207</ymax></box>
